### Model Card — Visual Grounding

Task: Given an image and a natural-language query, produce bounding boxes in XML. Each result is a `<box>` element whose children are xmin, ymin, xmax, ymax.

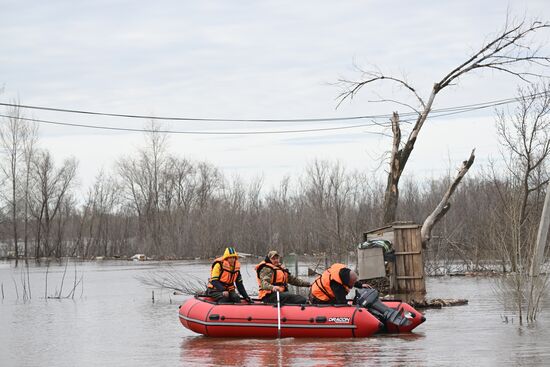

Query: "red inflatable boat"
<box><xmin>179</xmin><ymin>296</ymin><xmax>425</xmax><ymax>338</ymax></box>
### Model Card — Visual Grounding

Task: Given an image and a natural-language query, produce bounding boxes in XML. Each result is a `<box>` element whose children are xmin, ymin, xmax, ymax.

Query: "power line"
<box><xmin>401</xmin><ymin>98</ymin><xmax>520</xmax><ymax>123</ymax></box>
<box><xmin>394</xmin><ymin>92</ymin><xmax>549</xmax><ymax>123</ymax></box>
<box><xmin>0</xmin><ymin>91</ymin><xmax>546</xmax><ymax>124</ymax></box>
<box><xmin>0</xmin><ymin>114</ymin><xmax>390</xmax><ymax>135</ymax></box>
<box><xmin>427</xmin><ymin>91</ymin><xmax>548</xmax><ymax>113</ymax></box>
<box><xmin>0</xmin><ymin>91</ymin><xmax>546</xmax><ymax>135</ymax></box>
<box><xmin>0</xmin><ymin>102</ymin><xmax>388</xmax><ymax>123</ymax></box>
<box><xmin>0</xmin><ymin>98</ymin><xmax>512</xmax><ymax>135</ymax></box>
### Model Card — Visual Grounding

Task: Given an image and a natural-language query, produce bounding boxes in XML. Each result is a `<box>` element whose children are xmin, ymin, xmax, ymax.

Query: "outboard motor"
<box><xmin>355</xmin><ymin>288</ymin><xmax>412</xmax><ymax>328</ymax></box>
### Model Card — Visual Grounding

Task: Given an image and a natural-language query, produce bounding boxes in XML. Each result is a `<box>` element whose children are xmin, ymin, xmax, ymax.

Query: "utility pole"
<box><xmin>529</xmin><ymin>182</ymin><xmax>550</xmax><ymax>277</ymax></box>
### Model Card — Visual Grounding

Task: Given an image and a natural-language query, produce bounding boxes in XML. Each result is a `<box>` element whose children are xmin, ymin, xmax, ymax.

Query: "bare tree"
<box><xmin>266</xmin><ymin>176</ymin><xmax>294</xmax><ymax>255</ymax></box>
<box><xmin>29</xmin><ymin>150</ymin><xmax>78</xmax><ymax>257</ymax></box>
<box><xmin>117</xmin><ymin>121</ymin><xmax>169</xmax><ymax>256</ymax></box>
<box><xmin>492</xmin><ymin>82</ymin><xmax>550</xmax><ymax>323</ymax></box>
<box><xmin>193</xmin><ymin>162</ymin><xmax>223</xmax><ymax>257</ymax></box>
<box><xmin>496</xmin><ymin>83</ymin><xmax>550</xmax><ymax>273</ymax></box>
<box><xmin>243</xmin><ymin>176</ymin><xmax>265</xmax><ymax>256</ymax></box>
<box><xmin>303</xmin><ymin>160</ymin><xmax>331</xmax><ymax>255</ymax></box>
<box><xmin>160</xmin><ymin>156</ymin><xmax>196</xmax><ymax>257</ymax></box>
<box><xmin>327</xmin><ymin>161</ymin><xmax>353</xmax><ymax>259</ymax></box>
<box><xmin>0</xmin><ymin>105</ymin><xmax>38</xmax><ymax>262</ymax></box>
<box><xmin>83</xmin><ymin>171</ymin><xmax>121</xmax><ymax>257</ymax></box>
<box><xmin>21</xmin><ymin>118</ymin><xmax>38</xmax><ymax>259</ymax></box>
<box><xmin>300</xmin><ymin>160</ymin><xmax>355</xmax><ymax>261</ymax></box>
<box><xmin>338</xmin><ymin>17</ymin><xmax>550</xmax><ymax>225</ymax></box>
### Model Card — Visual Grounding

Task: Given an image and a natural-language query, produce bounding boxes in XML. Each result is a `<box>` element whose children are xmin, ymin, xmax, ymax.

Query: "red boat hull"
<box><xmin>179</xmin><ymin>297</ymin><xmax>382</xmax><ymax>338</ymax></box>
<box><xmin>179</xmin><ymin>297</ymin><xmax>424</xmax><ymax>338</ymax></box>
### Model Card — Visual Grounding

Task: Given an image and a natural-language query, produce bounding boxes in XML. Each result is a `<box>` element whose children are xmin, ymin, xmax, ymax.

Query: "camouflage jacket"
<box><xmin>258</xmin><ymin>266</ymin><xmax>311</xmax><ymax>291</ymax></box>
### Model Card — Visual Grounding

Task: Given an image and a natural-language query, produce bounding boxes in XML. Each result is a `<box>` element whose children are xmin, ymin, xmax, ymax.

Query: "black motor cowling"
<box><xmin>355</xmin><ymin>288</ymin><xmax>411</xmax><ymax>327</ymax></box>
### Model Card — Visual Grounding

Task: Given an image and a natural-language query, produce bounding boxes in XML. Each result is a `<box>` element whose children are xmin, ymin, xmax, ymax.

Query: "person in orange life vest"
<box><xmin>206</xmin><ymin>247</ymin><xmax>252</xmax><ymax>304</ymax></box>
<box><xmin>310</xmin><ymin>263</ymin><xmax>371</xmax><ymax>304</ymax></box>
<box><xmin>255</xmin><ymin>250</ymin><xmax>310</xmax><ymax>305</ymax></box>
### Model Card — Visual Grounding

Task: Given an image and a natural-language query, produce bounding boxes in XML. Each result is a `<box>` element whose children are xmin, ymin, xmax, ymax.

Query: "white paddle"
<box><xmin>276</xmin><ymin>290</ymin><xmax>281</xmax><ymax>338</ymax></box>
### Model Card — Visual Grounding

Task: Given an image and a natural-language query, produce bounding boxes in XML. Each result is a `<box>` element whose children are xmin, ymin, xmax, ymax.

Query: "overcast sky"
<box><xmin>1</xmin><ymin>0</ymin><xmax>549</xmax><ymax>192</ymax></box>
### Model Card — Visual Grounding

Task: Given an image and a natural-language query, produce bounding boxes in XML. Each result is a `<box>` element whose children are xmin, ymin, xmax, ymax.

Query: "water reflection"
<box><xmin>178</xmin><ymin>336</ymin><xmax>434</xmax><ymax>367</ymax></box>
<box><xmin>180</xmin><ymin>337</ymin><xmax>283</xmax><ymax>366</ymax></box>
<box><xmin>179</xmin><ymin>337</ymin><xmax>383</xmax><ymax>367</ymax></box>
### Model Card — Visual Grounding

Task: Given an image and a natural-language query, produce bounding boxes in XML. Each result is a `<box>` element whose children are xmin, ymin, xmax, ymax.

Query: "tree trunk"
<box><xmin>382</xmin><ymin>112</ymin><xmax>402</xmax><ymax>224</ymax></box>
<box><xmin>421</xmin><ymin>149</ymin><xmax>476</xmax><ymax>246</ymax></box>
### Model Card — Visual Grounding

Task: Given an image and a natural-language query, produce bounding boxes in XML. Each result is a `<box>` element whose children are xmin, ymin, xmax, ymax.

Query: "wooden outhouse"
<box><xmin>362</xmin><ymin>222</ymin><xmax>426</xmax><ymax>300</ymax></box>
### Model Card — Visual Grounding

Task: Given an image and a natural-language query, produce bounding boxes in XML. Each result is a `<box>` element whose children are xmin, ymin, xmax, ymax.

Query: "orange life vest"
<box><xmin>207</xmin><ymin>257</ymin><xmax>241</xmax><ymax>291</ymax></box>
<box><xmin>310</xmin><ymin>263</ymin><xmax>350</xmax><ymax>302</ymax></box>
<box><xmin>255</xmin><ymin>261</ymin><xmax>289</xmax><ymax>299</ymax></box>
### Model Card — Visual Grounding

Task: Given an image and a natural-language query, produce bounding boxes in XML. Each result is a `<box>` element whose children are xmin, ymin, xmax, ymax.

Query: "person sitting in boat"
<box><xmin>255</xmin><ymin>250</ymin><xmax>311</xmax><ymax>305</ymax></box>
<box><xmin>310</xmin><ymin>263</ymin><xmax>370</xmax><ymax>304</ymax></box>
<box><xmin>206</xmin><ymin>247</ymin><xmax>252</xmax><ymax>304</ymax></box>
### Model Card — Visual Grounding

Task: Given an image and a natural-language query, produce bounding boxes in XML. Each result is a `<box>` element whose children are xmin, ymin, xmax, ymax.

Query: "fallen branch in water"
<box><xmin>136</xmin><ymin>267</ymin><xmax>207</xmax><ymax>295</ymax></box>
<box><xmin>47</xmin><ymin>275</ymin><xmax>83</xmax><ymax>299</ymax></box>
<box><xmin>412</xmin><ymin>298</ymin><xmax>469</xmax><ymax>309</ymax></box>
<box><xmin>42</xmin><ymin>259</ymin><xmax>84</xmax><ymax>300</ymax></box>
<box><xmin>136</xmin><ymin>267</ymin><xmax>262</xmax><ymax>297</ymax></box>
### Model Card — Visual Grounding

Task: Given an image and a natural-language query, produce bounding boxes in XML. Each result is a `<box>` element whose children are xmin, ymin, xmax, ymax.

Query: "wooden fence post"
<box><xmin>529</xmin><ymin>182</ymin><xmax>550</xmax><ymax>277</ymax></box>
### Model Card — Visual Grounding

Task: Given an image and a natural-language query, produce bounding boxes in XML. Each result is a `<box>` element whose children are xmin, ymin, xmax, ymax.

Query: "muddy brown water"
<box><xmin>1</xmin><ymin>260</ymin><xmax>549</xmax><ymax>366</ymax></box>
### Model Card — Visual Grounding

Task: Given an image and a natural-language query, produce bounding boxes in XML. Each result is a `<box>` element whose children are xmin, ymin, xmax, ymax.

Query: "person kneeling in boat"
<box><xmin>256</xmin><ymin>250</ymin><xmax>311</xmax><ymax>305</ymax></box>
<box><xmin>310</xmin><ymin>263</ymin><xmax>370</xmax><ymax>304</ymax></box>
<box><xmin>206</xmin><ymin>247</ymin><xmax>252</xmax><ymax>304</ymax></box>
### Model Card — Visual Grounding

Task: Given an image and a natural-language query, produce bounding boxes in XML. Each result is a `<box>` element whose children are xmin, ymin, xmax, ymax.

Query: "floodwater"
<box><xmin>1</xmin><ymin>259</ymin><xmax>549</xmax><ymax>367</ymax></box>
